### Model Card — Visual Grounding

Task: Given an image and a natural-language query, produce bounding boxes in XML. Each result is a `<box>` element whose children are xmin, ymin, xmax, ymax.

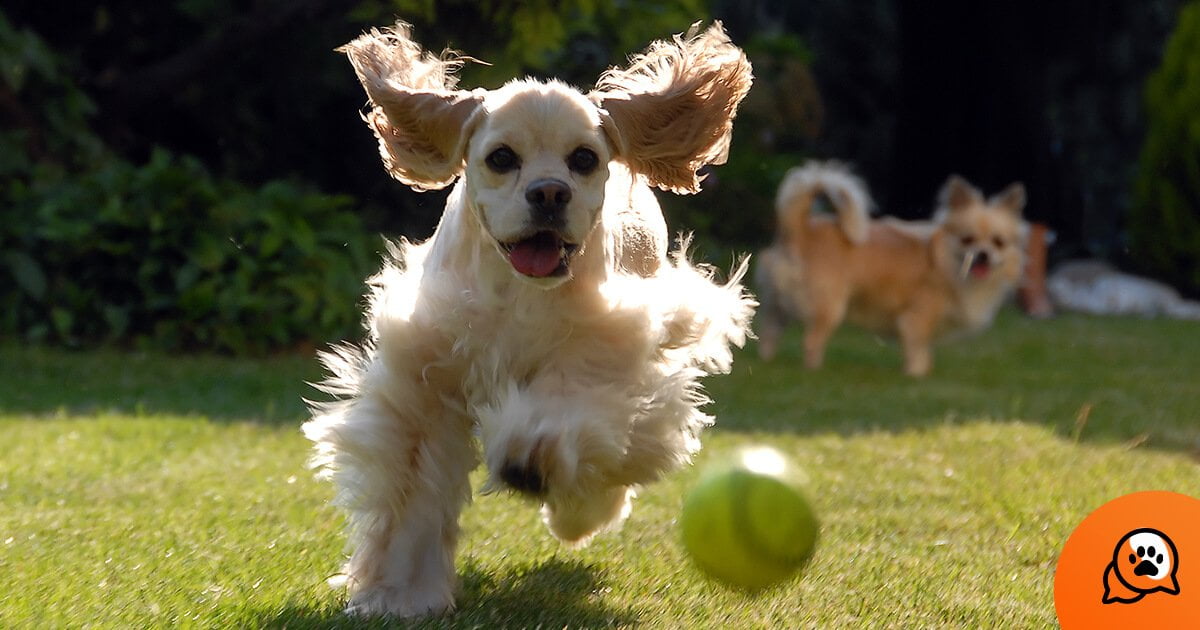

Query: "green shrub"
<box><xmin>1129</xmin><ymin>2</ymin><xmax>1200</xmax><ymax>297</ymax></box>
<box><xmin>2</xmin><ymin>150</ymin><xmax>376</xmax><ymax>352</ymax></box>
<box><xmin>1</xmin><ymin>12</ymin><xmax>377</xmax><ymax>353</ymax></box>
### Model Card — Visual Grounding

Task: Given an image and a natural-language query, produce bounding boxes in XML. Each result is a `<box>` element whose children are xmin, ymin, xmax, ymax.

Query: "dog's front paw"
<box><xmin>543</xmin><ymin>484</ymin><xmax>634</xmax><ymax>546</ymax></box>
<box><xmin>478</xmin><ymin>385</ymin><xmax>629</xmax><ymax>500</ymax></box>
<box><xmin>344</xmin><ymin>583</ymin><xmax>454</xmax><ymax>619</ymax></box>
<box><xmin>493</xmin><ymin>435</ymin><xmax>562</xmax><ymax>498</ymax></box>
<box><xmin>498</xmin><ymin>457</ymin><xmax>547</xmax><ymax>496</ymax></box>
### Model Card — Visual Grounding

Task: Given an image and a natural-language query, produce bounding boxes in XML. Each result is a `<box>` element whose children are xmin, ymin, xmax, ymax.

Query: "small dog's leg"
<box><xmin>754</xmin><ymin>255</ymin><xmax>787</xmax><ymax>361</ymax></box>
<box><xmin>898</xmin><ymin>310</ymin><xmax>936</xmax><ymax>377</ymax></box>
<box><xmin>758</xmin><ymin>320</ymin><xmax>783</xmax><ymax>361</ymax></box>
<box><xmin>802</xmin><ymin>305</ymin><xmax>843</xmax><ymax>369</ymax></box>
<box><xmin>310</xmin><ymin>391</ymin><xmax>475</xmax><ymax>619</ymax></box>
<box><xmin>756</xmin><ymin>297</ymin><xmax>787</xmax><ymax>361</ymax></box>
<box><xmin>901</xmin><ymin>340</ymin><xmax>932</xmax><ymax>377</ymax></box>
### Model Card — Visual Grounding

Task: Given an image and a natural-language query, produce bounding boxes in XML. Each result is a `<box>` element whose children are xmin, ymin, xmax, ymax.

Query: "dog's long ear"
<box><xmin>989</xmin><ymin>182</ymin><xmax>1027</xmax><ymax>218</ymax></box>
<box><xmin>938</xmin><ymin>175</ymin><xmax>985</xmax><ymax>212</ymax></box>
<box><xmin>340</xmin><ymin>23</ymin><xmax>484</xmax><ymax>191</ymax></box>
<box><xmin>591</xmin><ymin>22</ymin><xmax>752</xmax><ymax>194</ymax></box>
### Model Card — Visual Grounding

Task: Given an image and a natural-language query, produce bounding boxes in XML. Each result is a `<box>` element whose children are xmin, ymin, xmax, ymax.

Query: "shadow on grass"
<box><xmin>255</xmin><ymin>559</ymin><xmax>637</xmax><ymax>629</ymax></box>
<box><xmin>4</xmin><ymin>311</ymin><xmax>1198</xmax><ymax>453</ymax></box>
<box><xmin>0</xmin><ymin>344</ymin><xmax>322</xmax><ymax>424</ymax></box>
<box><xmin>706</xmin><ymin>311</ymin><xmax>1200</xmax><ymax>454</ymax></box>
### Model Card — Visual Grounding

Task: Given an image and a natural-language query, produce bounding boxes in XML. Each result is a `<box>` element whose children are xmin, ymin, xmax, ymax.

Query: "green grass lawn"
<box><xmin>2</xmin><ymin>310</ymin><xmax>1198</xmax><ymax>628</ymax></box>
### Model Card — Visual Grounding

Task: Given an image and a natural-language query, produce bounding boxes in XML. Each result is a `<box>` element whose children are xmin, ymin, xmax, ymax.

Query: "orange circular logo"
<box><xmin>1055</xmin><ymin>491</ymin><xmax>1200</xmax><ymax>628</ymax></box>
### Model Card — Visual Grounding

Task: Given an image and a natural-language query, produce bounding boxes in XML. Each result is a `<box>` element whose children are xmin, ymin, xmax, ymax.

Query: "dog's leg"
<box><xmin>309</xmin><ymin>384</ymin><xmax>475</xmax><ymax>619</ymax></box>
<box><xmin>802</xmin><ymin>302</ymin><xmax>844</xmax><ymax>369</ymax></box>
<box><xmin>897</xmin><ymin>308</ymin><xmax>938</xmax><ymax>377</ymax></box>
<box><xmin>478</xmin><ymin>383</ymin><xmax>626</xmax><ymax>492</ymax></box>
<box><xmin>533</xmin><ymin>366</ymin><xmax>714</xmax><ymax>545</ymax></box>
<box><xmin>754</xmin><ymin>254</ymin><xmax>788</xmax><ymax>361</ymax></box>
<box><xmin>755</xmin><ymin>283</ymin><xmax>789</xmax><ymax>361</ymax></box>
<box><xmin>478</xmin><ymin>381</ymin><xmax>648</xmax><ymax>545</ymax></box>
<box><xmin>757</xmin><ymin>310</ymin><xmax>784</xmax><ymax>361</ymax></box>
<box><xmin>542</xmin><ymin>485</ymin><xmax>636</xmax><ymax>546</ymax></box>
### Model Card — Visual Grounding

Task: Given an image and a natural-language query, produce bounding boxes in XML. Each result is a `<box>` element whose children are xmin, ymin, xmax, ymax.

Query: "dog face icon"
<box><xmin>1103</xmin><ymin>528</ymin><xmax>1181</xmax><ymax>604</ymax></box>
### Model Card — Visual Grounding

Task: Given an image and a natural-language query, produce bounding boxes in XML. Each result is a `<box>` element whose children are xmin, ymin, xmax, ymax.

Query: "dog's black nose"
<box><xmin>525</xmin><ymin>178</ymin><xmax>571</xmax><ymax>220</ymax></box>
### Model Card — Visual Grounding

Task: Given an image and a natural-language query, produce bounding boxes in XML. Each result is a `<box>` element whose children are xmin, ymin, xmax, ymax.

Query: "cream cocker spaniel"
<box><xmin>303</xmin><ymin>21</ymin><xmax>756</xmax><ymax>618</ymax></box>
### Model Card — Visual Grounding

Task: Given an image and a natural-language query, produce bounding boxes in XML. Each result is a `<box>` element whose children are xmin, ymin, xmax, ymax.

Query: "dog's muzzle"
<box><xmin>494</xmin><ymin>179</ymin><xmax>581</xmax><ymax>279</ymax></box>
<box><xmin>961</xmin><ymin>250</ymin><xmax>994</xmax><ymax>279</ymax></box>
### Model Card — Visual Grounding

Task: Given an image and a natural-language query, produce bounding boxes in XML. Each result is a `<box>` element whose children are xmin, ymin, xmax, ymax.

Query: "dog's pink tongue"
<box><xmin>509</xmin><ymin>237</ymin><xmax>561</xmax><ymax>277</ymax></box>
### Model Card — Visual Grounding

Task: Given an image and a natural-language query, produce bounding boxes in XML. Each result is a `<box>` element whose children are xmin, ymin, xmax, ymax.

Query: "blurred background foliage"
<box><xmin>0</xmin><ymin>10</ymin><xmax>373</xmax><ymax>352</ymax></box>
<box><xmin>1131</xmin><ymin>2</ymin><xmax>1200</xmax><ymax>298</ymax></box>
<box><xmin>1</xmin><ymin>1</ymin><xmax>1196</xmax><ymax>353</ymax></box>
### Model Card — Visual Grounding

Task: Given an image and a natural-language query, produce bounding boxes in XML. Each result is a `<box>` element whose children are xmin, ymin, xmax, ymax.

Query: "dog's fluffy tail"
<box><xmin>775</xmin><ymin>160</ymin><xmax>872</xmax><ymax>246</ymax></box>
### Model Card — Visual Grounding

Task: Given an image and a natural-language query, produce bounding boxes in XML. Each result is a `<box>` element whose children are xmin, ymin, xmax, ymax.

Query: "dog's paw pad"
<box><xmin>499</xmin><ymin>462</ymin><xmax>546</xmax><ymax>496</ymax></box>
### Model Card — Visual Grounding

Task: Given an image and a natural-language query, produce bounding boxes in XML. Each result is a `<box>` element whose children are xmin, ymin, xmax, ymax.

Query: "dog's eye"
<box><xmin>960</xmin><ymin>235</ymin><xmax>976</xmax><ymax>246</ymax></box>
<box><xmin>486</xmin><ymin>146</ymin><xmax>519</xmax><ymax>173</ymax></box>
<box><xmin>567</xmin><ymin>147</ymin><xmax>599</xmax><ymax>174</ymax></box>
<box><xmin>993</xmin><ymin>236</ymin><xmax>1006</xmax><ymax>248</ymax></box>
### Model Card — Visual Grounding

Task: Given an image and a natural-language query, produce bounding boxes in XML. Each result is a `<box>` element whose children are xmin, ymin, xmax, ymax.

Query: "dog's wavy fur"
<box><xmin>756</xmin><ymin>161</ymin><xmax>1025</xmax><ymax>376</ymax></box>
<box><xmin>303</xmin><ymin>22</ymin><xmax>755</xmax><ymax>618</ymax></box>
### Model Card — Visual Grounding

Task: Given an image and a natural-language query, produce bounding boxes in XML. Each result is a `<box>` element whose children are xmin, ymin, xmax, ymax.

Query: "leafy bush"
<box><xmin>1129</xmin><ymin>3</ymin><xmax>1200</xmax><ymax>297</ymax></box>
<box><xmin>1</xmin><ymin>13</ymin><xmax>376</xmax><ymax>353</ymax></box>
<box><xmin>2</xmin><ymin>150</ymin><xmax>376</xmax><ymax>352</ymax></box>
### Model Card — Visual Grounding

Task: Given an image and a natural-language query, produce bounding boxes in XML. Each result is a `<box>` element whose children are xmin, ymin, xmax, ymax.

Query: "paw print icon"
<box><xmin>1103</xmin><ymin>528</ymin><xmax>1181</xmax><ymax>604</ymax></box>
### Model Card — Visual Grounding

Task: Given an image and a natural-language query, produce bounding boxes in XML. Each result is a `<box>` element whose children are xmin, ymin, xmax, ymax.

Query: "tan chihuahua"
<box><xmin>756</xmin><ymin>161</ymin><xmax>1026</xmax><ymax>376</ymax></box>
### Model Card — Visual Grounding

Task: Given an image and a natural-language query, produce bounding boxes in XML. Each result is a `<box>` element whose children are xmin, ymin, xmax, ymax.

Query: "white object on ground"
<box><xmin>1047</xmin><ymin>260</ymin><xmax>1200</xmax><ymax>319</ymax></box>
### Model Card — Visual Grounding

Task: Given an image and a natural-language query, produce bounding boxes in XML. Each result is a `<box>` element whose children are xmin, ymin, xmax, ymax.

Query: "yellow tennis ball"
<box><xmin>680</xmin><ymin>446</ymin><xmax>818</xmax><ymax>590</ymax></box>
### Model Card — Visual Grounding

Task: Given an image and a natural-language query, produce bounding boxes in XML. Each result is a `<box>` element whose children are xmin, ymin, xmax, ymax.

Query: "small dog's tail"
<box><xmin>775</xmin><ymin>161</ymin><xmax>872</xmax><ymax>248</ymax></box>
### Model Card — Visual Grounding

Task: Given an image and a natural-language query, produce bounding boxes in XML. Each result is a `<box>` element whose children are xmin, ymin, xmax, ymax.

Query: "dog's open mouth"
<box><xmin>961</xmin><ymin>251</ymin><xmax>993</xmax><ymax>279</ymax></box>
<box><xmin>968</xmin><ymin>254</ymin><xmax>992</xmax><ymax>278</ymax></box>
<box><xmin>501</xmin><ymin>231</ymin><xmax>579</xmax><ymax>278</ymax></box>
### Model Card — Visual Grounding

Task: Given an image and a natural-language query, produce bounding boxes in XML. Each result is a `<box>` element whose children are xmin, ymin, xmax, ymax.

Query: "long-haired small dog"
<box><xmin>756</xmin><ymin>161</ymin><xmax>1025</xmax><ymax>376</ymax></box>
<box><xmin>302</xmin><ymin>23</ymin><xmax>755</xmax><ymax>617</ymax></box>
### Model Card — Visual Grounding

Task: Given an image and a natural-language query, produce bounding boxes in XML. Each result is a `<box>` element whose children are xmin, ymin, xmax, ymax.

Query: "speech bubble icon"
<box><xmin>1102</xmin><ymin>527</ymin><xmax>1180</xmax><ymax>604</ymax></box>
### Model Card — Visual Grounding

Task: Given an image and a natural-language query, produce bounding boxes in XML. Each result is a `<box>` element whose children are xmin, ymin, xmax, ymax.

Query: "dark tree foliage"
<box><xmin>1130</xmin><ymin>2</ymin><xmax>1200</xmax><ymax>298</ymax></box>
<box><xmin>716</xmin><ymin>0</ymin><xmax>1183</xmax><ymax>269</ymax></box>
<box><xmin>4</xmin><ymin>0</ymin><xmax>710</xmax><ymax>238</ymax></box>
<box><xmin>890</xmin><ymin>0</ymin><xmax>1181</xmax><ymax>258</ymax></box>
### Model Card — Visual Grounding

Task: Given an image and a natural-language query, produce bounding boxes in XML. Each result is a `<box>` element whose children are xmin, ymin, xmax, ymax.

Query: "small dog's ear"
<box><xmin>989</xmin><ymin>182</ymin><xmax>1027</xmax><ymax>217</ymax></box>
<box><xmin>591</xmin><ymin>22</ymin><xmax>752</xmax><ymax>194</ymax></box>
<box><xmin>341</xmin><ymin>23</ymin><xmax>484</xmax><ymax>191</ymax></box>
<box><xmin>938</xmin><ymin>175</ymin><xmax>984</xmax><ymax>212</ymax></box>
